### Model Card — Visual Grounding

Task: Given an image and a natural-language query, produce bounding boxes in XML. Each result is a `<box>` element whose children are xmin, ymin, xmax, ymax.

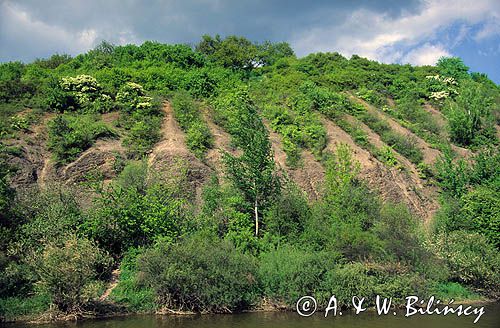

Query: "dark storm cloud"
<box><xmin>0</xmin><ymin>0</ymin><xmax>422</xmax><ymax>61</ymax></box>
<box><xmin>1</xmin><ymin>0</ymin><xmax>499</xmax><ymax>83</ymax></box>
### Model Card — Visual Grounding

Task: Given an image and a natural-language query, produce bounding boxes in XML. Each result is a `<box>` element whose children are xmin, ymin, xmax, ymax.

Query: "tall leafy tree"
<box><xmin>222</xmin><ymin>89</ymin><xmax>280</xmax><ymax>236</ymax></box>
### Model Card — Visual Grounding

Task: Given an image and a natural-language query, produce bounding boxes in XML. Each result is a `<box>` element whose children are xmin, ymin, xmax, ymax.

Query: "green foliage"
<box><xmin>109</xmin><ymin>248</ymin><xmax>156</xmax><ymax>312</ymax></box>
<box><xmin>306</xmin><ymin>146</ymin><xmax>384</xmax><ymax>260</ymax></box>
<box><xmin>0</xmin><ymin>61</ymin><xmax>35</xmax><ymax>103</ymax></box>
<box><xmin>48</xmin><ymin>75</ymin><xmax>114</xmax><ymax>113</ymax></box>
<box><xmin>355</xmin><ymin>87</ymin><xmax>387</xmax><ymax>107</ymax></box>
<box><xmin>461</xmin><ymin>186</ymin><xmax>500</xmax><ymax>247</ymax></box>
<box><xmin>426</xmin><ymin>231</ymin><xmax>500</xmax><ymax>296</ymax></box>
<box><xmin>300</xmin><ymin>81</ymin><xmax>363</xmax><ymax>116</ymax></box>
<box><xmin>84</xmin><ymin>161</ymin><xmax>191</xmax><ymax>255</ymax></box>
<box><xmin>322</xmin><ymin>263</ymin><xmax>429</xmax><ymax>305</ymax></box>
<box><xmin>17</xmin><ymin>186</ymin><xmax>82</xmax><ymax>251</ymax></box>
<box><xmin>263</xmin><ymin>181</ymin><xmax>311</xmax><ymax>242</ymax></box>
<box><xmin>258</xmin><ymin>245</ymin><xmax>340</xmax><ymax>306</ymax></box>
<box><xmin>376</xmin><ymin>146</ymin><xmax>399</xmax><ymax>167</ymax></box>
<box><xmin>122</xmin><ymin>114</ymin><xmax>161</xmax><ymax>157</ymax></box>
<box><xmin>446</xmin><ymin>80</ymin><xmax>496</xmax><ymax>146</ymax></box>
<box><xmin>47</xmin><ymin>114</ymin><xmax>114</xmax><ymax>163</ymax></box>
<box><xmin>265</xmin><ymin>103</ymin><xmax>326</xmax><ymax>166</ymax></box>
<box><xmin>171</xmin><ymin>91</ymin><xmax>213</xmax><ymax>158</ymax></box>
<box><xmin>437</xmin><ymin>57</ymin><xmax>470</xmax><ymax>81</ymax></box>
<box><xmin>139</xmin><ymin>235</ymin><xmax>259</xmax><ymax>312</ymax></box>
<box><xmin>116</xmin><ymin>82</ymin><xmax>153</xmax><ymax>113</ymax></box>
<box><xmin>432</xmin><ymin>282</ymin><xmax>480</xmax><ymax>301</ymax></box>
<box><xmin>0</xmin><ymin>293</ymin><xmax>51</xmax><ymax>321</ymax></box>
<box><xmin>220</xmin><ymin>88</ymin><xmax>280</xmax><ymax>236</ymax></box>
<box><xmin>32</xmin><ymin>235</ymin><xmax>113</xmax><ymax>312</ymax></box>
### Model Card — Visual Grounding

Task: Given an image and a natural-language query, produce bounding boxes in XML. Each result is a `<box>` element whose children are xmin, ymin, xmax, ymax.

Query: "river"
<box><xmin>4</xmin><ymin>303</ymin><xmax>500</xmax><ymax>328</ymax></box>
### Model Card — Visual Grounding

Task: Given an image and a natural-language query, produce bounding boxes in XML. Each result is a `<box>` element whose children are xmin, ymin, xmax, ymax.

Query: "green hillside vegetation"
<box><xmin>0</xmin><ymin>36</ymin><xmax>499</xmax><ymax>321</ymax></box>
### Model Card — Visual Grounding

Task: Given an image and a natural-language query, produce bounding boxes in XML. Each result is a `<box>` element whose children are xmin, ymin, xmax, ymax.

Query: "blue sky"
<box><xmin>1</xmin><ymin>0</ymin><xmax>499</xmax><ymax>83</ymax></box>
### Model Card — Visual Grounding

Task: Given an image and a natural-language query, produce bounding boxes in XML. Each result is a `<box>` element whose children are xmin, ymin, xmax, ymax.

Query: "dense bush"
<box><xmin>47</xmin><ymin>114</ymin><xmax>114</xmax><ymax>163</ymax></box>
<box><xmin>32</xmin><ymin>235</ymin><xmax>112</xmax><ymax>312</ymax></box>
<box><xmin>258</xmin><ymin>245</ymin><xmax>340</xmax><ymax>306</ymax></box>
<box><xmin>47</xmin><ymin>75</ymin><xmax>114</xmax><ymax>113</ymax></box>
<box><xmin>446</xmin><ymin>80</ymin><xmax>496</xmax><ymax>146</ymax></box>
<box><xmin>426</xmin><ymin>231</ymin><xmax>500</xmax><ymax>296</ymax></box>
<box><xmin>139</xmin><ymin>235</ymin><xmax>259</xmax><ymax>312</ymax></box>
<box><xmin>84</xmin><ymin>161</ymin><xmax>190</xmax><ymax>255</ymax></box>
<box><xmin>122</xmin><ymin>114</ymin><xmax>161</xmax><ymax>157</ymax></box>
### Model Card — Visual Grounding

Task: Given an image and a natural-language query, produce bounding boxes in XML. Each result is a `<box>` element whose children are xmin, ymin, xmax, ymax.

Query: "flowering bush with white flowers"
<box><xmin>56</xmin><ymin>74</ymin><xmax>114</xmax><ymax>112</ymax></box>
<box><xmin>425</xmin><ymin>75</ymin><xmax>458</xmax><ymax>101</ymax></box>
<box><xmin>116</xmin><ymin>82</ymin><xmax>153</xmax><ymax>112</ymax></box>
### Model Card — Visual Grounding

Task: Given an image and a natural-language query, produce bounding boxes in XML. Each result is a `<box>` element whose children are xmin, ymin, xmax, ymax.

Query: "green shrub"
<box><xmin>447</xmin><ymin>80</ymin><xmax>496</xmax><ymax>146</ymax></box>
<box><xmin>376</xmin><ymin>146</ymin><xmax>399</xmax><ymax>167</ymax></box>
<box><xmin>139</xmin><ymin>235</ymin><xmax>259</xmax><ymax>312</ymax></box>
<box><xmin>47</xmin><ymin>114</ymin><xmax>114</xmax><ymax>163</ymax></box>
<box><xmin>32</xmin><ymin>235</ymin><xmax>113</xmax><ymax>312</ymax></box>
<box><xmin>84</xmin><ymin>161</ymin><xmax>190</xmax><ymax>255</ymax></box>
<box><xmin>258</xmin><ymin>245</ymin><xmax>340</xmax><ymax>306</ymax></box>
<box><xmin>383</xmin><ymin>132</ymin><xmax>423</xmax><ymax>164</ymax></box>
<box><xmin>432</xmin><ymin>282</ymin><xmax>480</xmax><ymax>301</ymax></box>
<box><xmin>123</xmin><ymin>115</ymin><xmax>161</xmax><ymax>157</ymax></box>
<box><xmin>319</xmin><ymin>261</ymin><xmax>430</xmax><ymax>306</ymax></box>
<box><xmin>0</xmin><ymin>293</ymin><xmax>51</xmax><ymax>321</ymax></box>
<box><xmin>264</xmin><ymin>182</ymin><xmax>311</xmax><ymax>242</ymax></box>
<box><xmin>426</xmin><ymin>231</ymin><xmax>500</xmax><ymax>296</ymax></box>
<box><xmin>109</xmin><ymin>248</ymin><xmax>156</xmax><ymax>312</ymax></box>
<box><xmin>46</xmin><ymin>75</ymin><xmax>114</xmax><ymax>113</ymax></box>
<box><xmin>116</xmin><ymin>82</ymin><xmax>154</xmax><ymax>113</ymax></box>
<box><xmin>461</xmin><ymin>186</ymin><xmax>500</xmax><ymax>247</ymax></box>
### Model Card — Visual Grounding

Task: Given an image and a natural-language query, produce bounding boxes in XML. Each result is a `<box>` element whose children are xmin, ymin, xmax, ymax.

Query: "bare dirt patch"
<box><xmin>350</xmin><ymin>95</ymin><xmax>441</xmax><ymax>165</ymax></box>
<box><xmin>322</xmin><ymin>116</ymin><xmax>439</xmax><ymax>222</ymax></box>
<box><xmin>148</xmin><ymin>102</ymin><xmax>212</xmax><ymax>203</ymax></box>
<box><xmin>265</xmin><ymin>121</ymin><xmax>324</xmax><ymax>200</ymax></box>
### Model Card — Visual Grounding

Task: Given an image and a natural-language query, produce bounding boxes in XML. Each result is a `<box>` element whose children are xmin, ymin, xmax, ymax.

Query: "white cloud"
<box><xmin>402</xmin><ymin>43</ymin><xmax>451</xmax><ymax>66</ymax></box>
<box><xmin>0</xmin><ymin>1</ymin><xmax>141</xmax><ymax>61</ymax></box>
<box><xmin>0</xmin><ymin>1</ymin><xmax>97</xmax><ymax>58</ymax></box>
<box><xmin>291</xmin><ymin>0</ymin><xmax>500</xmax><ymax>63</ymax></box>
<box><xmin>474</xmin><ymin>15</ymin><xmax>500</xmax><ymax>41</ymax></box>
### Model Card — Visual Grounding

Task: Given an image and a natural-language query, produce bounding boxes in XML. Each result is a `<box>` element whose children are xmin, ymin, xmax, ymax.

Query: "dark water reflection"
<box><xmin>5</xmin><ymin>303</ymin><xmax>500</xmax><ymax>328</ymax></box>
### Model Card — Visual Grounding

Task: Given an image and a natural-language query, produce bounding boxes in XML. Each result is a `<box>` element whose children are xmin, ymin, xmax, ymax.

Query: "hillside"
<box><xmin>1</xmin><ymin>37</ymin><xmax>499</xmax><ymax>320</ymax></box>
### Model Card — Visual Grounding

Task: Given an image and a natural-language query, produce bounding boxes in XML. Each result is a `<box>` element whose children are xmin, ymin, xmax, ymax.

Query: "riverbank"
<box><xmin>1</xmin><ymin>294</ymin><xmax>497</xmax><ymax>324</ymax></box>
<box><xmin>3</xmin><ymin>301</ymin><xmax>500</xmax><ymax>328</ymax></box>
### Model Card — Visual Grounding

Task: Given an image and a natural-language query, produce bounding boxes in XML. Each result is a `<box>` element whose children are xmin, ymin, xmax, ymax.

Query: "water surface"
<box><xmin>5</xmin><ymin>303</ymin><xmax>499</xmax><ymax>328</ymax></box>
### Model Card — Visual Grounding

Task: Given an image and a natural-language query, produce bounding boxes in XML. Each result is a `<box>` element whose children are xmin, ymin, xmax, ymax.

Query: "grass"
<box><xmin>431</xmin><ymin>282</ymin><xmax>482</xmax><ymax>301</ymax></box>
<box><xmin>109</xmin><ymin>250</ymin><xmax>157</xmax><ymax>312</ymax></box>
<box><xmin>0</xmin><ymin>293</ymin><xmax>51</xmax><ymax>321</ymax></box>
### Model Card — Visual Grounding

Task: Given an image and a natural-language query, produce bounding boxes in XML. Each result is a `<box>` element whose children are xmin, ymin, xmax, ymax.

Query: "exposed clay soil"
<box><xmin>350</xmin><ymin>95</ymin><xmax>441</xmax><ymax>165</ymax></box>
<box><xmin>322</xmin><ymin>116</ymin><xmax>439</xmax><ymax>222</ymax></box>
<box><xmin>6</xmin><ymin>102</ymin><xmax>441</xmax><ymax>222</ymax></box>
<box><xmin>148</xmin><ymin>102</ymin><xmax>212</xmax><ymax>202</ymax></box>
<box><xmin>265</xmin><ymin>121</ymin><xmax>324</xmax><ymax>200</ymax></box>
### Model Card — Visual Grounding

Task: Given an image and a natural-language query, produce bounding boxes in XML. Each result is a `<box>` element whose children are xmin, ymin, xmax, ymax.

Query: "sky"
<box><xmin>1</xmin><ymin>0</ymin><xmax>499</xmax><ymax>83</ymax></box>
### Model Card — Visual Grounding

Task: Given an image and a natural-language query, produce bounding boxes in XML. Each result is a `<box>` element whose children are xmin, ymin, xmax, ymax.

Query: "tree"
<box><xmin>222</xmin><ymin>90</ymin><xmax>280</xmax><ymax>236</ymax></box>
<box><xmin>447</xmin><ymin>80</ymin><xmax>493</xmax><ymax>145</ymax></box>
<box><xmin>437</xmin><ymin>57</ymin><xmax>470</xmax><ymax>81</ymax></box>
<box><xmin>197</xmin><ymin>35</ymin><xmax>258</xmax><ymax>70</ymax></box>
<box><xmin>256</xmin><ymin>41</ymin><xmax>295</xmax><ymax>66</ymax></box>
